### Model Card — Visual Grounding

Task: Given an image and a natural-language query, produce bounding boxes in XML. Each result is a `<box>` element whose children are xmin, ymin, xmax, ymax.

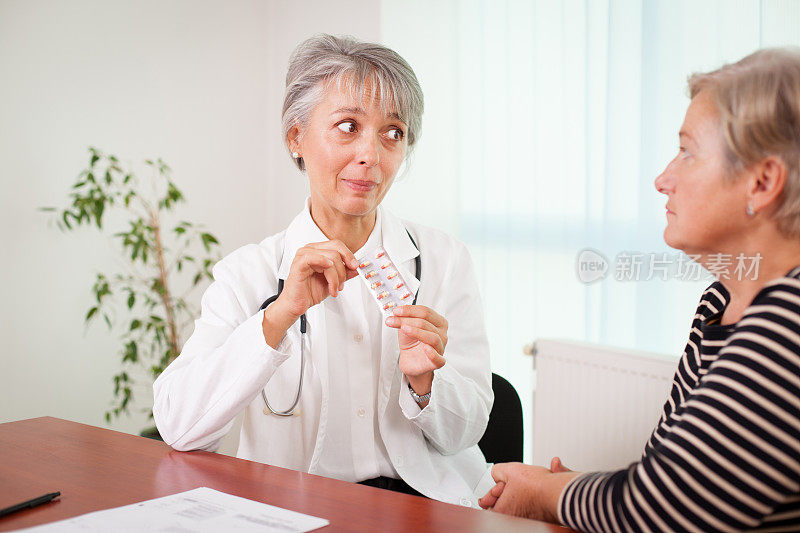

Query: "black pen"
<box><xmin>0</xmin><ymin>492</ymin><xmax>61</xmax><ymax>518</ymax></box>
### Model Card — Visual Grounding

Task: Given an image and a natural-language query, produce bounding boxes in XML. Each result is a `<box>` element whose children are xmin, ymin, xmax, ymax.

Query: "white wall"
<box><xmin>0</xmin><ymin>0</ymin><xmax>381</xmax><ymax>435</ymax></box>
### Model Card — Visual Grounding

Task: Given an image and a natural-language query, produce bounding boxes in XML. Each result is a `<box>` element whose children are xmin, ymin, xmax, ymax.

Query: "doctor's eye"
<box><xmin>386</xmin><ymin>128</ymin><xmax>404</xmax><ymax>141</ymax></box>
<box><xmin>336</xmin><ymin>121</ymin><xmax>357</xmax><ymax>133</ymax></box>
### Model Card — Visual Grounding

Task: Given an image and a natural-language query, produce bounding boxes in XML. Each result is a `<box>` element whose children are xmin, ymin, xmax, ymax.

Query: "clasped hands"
<box><xmin>265</xmin><ymin>240</ymin><xmax>447</xmax><ymax>395</ymax></box>
<box><xmin>478</xmin><ymin>457</ymin><xmax>581</xmax><ymax>523</ymax></box>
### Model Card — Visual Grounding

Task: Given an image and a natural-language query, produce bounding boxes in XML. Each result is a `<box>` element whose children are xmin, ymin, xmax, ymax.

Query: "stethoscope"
<box><xmin>259</xmin><ymin>231</ymin><xmax>421</xmax><ymax>416</ymax></box>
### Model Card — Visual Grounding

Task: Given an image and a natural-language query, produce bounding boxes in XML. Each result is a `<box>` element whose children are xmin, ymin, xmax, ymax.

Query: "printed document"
<box><xmin>19</xmin><ymin>487</ymin><xmax>329</xmax><ymax>532</ymax></box>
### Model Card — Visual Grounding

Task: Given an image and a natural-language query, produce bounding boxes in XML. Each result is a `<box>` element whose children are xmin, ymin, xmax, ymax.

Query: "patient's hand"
<box><xmin>477</xmin><ymin>480</ymin><xmax>506</xmax><ymax>510</ymax></box>
<box><xmin>478</xmin><ymin>462</ymin><xmax>581</xmax><ymax>523</ymax></box>
<box><xmin>550</xmin><ymin>456</ymin><xmax>572</xmax><ymax>473</ymax></box>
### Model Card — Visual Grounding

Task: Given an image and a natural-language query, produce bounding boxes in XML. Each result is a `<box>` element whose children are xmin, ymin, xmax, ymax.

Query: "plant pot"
<box><xmin>139</xmin><ymin>426</ymin><xmax>163</xmax><ymax>441</ymax></box>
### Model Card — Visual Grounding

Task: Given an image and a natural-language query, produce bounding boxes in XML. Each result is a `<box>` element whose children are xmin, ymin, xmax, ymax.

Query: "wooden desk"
<box><xmin>0</xmin><ymin>417</ymin><xmax>572</xmax><ymax>532</ymax></box>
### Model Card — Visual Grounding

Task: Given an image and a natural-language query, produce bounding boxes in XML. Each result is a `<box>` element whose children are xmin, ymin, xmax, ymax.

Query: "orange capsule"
<box><xmin>375</xmin><ymin>251</ymin><xmax>385</xmax><ymax>259</ymax></box>
<box><xmin>365</xmin><ymin>271</ymin><xmax>378</xmax><ymax>279</ymax></box>
<box><xmin>394</xmin><ymin>282</ymin><xmax>404</xmax><ymax>289</ymax></box>
<box><xmin>401</xmin><ymin>292</ymin><xmax>412</xmax><ymax>300</ymax></box>
<box><xmin>359</xmin><ymin>261</ymin><xmax>371</xmax><ymax>268</ymax></box>
<box><xmin>376</xmin><ymin>291</ymin><xmax>389</xmax><ymax>300</ymax></box>
<box><xmin>386</xmin><ymin>271</ymin><xmax>398</xmax><ymax>279</ymax></box>
<box><xmin>380</xmin><ymin>262</ymin><xmax>392</xmax><ymax>269</ymax></box>
<box><xmin>383</xmin><ymin>302</ymin><xmax>396</xmax><ymax>310</ymax></box>
<box><xmin>370</xmin><ymin>281</ymin><xmax>383</xmax><ymax>289</ymax></box>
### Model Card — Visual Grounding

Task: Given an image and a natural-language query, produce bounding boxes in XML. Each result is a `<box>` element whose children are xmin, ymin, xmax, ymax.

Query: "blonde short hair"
<box><xmin>689</xmin><ymin>48</ymin><xmax>800</xmax><ymax>237</ymax></box>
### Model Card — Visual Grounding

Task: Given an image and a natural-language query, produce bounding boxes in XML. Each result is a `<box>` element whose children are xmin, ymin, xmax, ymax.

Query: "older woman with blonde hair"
<box><xmin>152</xmin><ymin>34</ymin><xmax>494</xmax><ymax>506</ymax></box>
<box><xmin>481</xmin><ymin>48</ymin><xmax>800</xmax><ymax>530</ymax></box>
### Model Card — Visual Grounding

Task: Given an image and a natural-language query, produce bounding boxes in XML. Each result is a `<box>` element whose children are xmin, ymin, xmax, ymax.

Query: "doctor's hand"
<box><xmin>385</xmin><ymin>305</ymin><xmax>447</xmax><ymax>399</ymax></box>
<box><xmin>280</xmin><ymin>240</ymin><xmax>360</xmax><ymax>315</ymax></box>
<box><xmin>262</xmin><ymin>240</ymin><xmax>358</xmax><ymax>348</ymax></box>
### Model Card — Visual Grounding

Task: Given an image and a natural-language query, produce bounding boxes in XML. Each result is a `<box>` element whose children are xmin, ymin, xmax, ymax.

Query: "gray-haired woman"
<box><xmin>152</xmin><ymin>34</ymin><xmax>494</xmax><ymax>506</ymax></box>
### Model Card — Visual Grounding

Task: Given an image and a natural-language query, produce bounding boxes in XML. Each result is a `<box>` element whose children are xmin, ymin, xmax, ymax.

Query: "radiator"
<box><xmin>530</xmin><ymin>338</ymin><xmax>677</xmax><ymax>472</ymax></box>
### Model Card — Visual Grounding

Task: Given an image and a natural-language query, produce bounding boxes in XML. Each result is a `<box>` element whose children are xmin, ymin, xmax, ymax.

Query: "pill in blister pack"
<box><xmin>356</xmin><ymin>245</ymin><xmax>414</xmax><ymax>316</ymax></box>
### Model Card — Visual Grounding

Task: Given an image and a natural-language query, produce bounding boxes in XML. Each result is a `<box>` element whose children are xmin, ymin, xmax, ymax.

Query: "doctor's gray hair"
<box><xmin>282</xmin><ymin>34</ymin><xmax>424</xmax><ymax>171</ymax></box>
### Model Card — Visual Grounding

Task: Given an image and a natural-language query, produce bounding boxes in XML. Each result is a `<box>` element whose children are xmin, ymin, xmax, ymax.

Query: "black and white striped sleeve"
<box><xmin>559</xmin><ymin>280</ymin><xmax>800</xmax><ymax>532</ymax></box>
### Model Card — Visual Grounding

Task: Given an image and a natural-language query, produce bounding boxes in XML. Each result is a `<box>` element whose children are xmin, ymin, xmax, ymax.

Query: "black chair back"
<box><xmin>478</xmin><ymin>373</ymin><xmax>524</xmax><ymax>464</ymax></box>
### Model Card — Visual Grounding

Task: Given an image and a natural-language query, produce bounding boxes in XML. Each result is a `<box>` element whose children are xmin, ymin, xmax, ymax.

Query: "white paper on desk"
<box><xmin>18</xmin><ymin>487</ymin><xmax>329</xmax><ymax>533</ymax></box>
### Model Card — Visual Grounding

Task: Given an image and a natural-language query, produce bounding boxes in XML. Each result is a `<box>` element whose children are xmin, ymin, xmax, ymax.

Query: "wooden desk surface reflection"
<box><xmin>0</xmin><ymin>417</ymin><xmax>574</xmax><ymax>532</ymax></box>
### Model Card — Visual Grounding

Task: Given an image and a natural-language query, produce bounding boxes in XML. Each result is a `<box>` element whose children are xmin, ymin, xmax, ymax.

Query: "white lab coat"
<box><xmin>152</xmin><ymin>203</ymin><xmax>495</xmax><ymax>507</ymax></box>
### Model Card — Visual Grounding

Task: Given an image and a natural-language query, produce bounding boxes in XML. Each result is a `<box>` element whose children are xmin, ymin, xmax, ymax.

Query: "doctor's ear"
<box><xmin>747</xmin><ymin>155</ymin><xmax>787</xmax><ymax>215</ymax></box>
<box><xmin>287</xmin><ymin>125</ymin><xmax>302</xmax><ymax>153</ymax></box>
<box><xmin>287</xmin><ymin>125</ymin><xmax>305</xmax><ymax>171</ymax></box>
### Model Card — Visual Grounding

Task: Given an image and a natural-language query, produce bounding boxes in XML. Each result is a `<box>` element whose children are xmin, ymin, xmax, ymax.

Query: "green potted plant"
<box><xmin>42</xmin><ymin>147</ymin><xmax>221</xmax><ymax>437</ymax></box>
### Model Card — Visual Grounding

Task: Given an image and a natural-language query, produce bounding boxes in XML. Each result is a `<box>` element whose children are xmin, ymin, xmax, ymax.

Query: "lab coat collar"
<box><xmin>380</xmin><ymin>207</ymin><xmax>421</xmax><ymax>275</ymax></box>
<box><xmin>277</xmin><ymin>198</ymin><xmax>328</xmax><ymax>281</ymax></box>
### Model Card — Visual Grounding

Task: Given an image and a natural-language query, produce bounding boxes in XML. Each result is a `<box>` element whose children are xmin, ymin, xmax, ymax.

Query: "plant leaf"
<box><xmin>200</xmin><ymin>233</ymin><xmax>218</xmax><ymax>251</ymax></box>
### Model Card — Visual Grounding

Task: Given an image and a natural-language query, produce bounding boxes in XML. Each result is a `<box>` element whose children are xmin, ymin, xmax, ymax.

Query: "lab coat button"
<box><xmin>460</xmin><ymin>498</ymin><xmax>473</xmax><ymax>507</ymax></box>
<box><xmin>357</xmin><ymin>407</ymin><xmax>366</xmax><ymax>418</ymax></box>
<box><xmin>354</xmin><ymin>334</ymin><xmax>363</xmax><ymax>343</ymax></box>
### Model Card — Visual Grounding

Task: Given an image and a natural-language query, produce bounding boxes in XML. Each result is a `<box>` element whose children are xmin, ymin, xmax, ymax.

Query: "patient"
<box><xmin>480</xmin><ymin>48</ymin><xmax>800</xmax><ymax>531</ymax></box>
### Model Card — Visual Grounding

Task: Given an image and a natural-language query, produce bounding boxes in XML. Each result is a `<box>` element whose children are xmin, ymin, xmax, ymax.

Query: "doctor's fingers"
<box><xmin>395</xmin><ymin>317</ymin><xmax>447</xmax><ymax>348</ymax></box>
<box><xmin>312</xmin><ymin>248</ymin><xmax>350</xmax><ymax>291</ymax></box>
<box><xmin>393</xmin><ymin>305</ymin><xmax>448</xmax><ymax>331</ymax></box>
<box><xmin>424</xmin><ymin>345</ymin><xmax>447</xmax><ymax>369</ymax></box>
<box><xmin>292</xmin><ymin>252</ymin><xmax>340</xmax><ymax>297</ymax></box>
<box><xmin>296</xmin><ymin>248</ymin><xmax>348</xmax><ymax>292</ymax></box>
<box><xmin>306</xmin><ymin>240</ymin><xmax>359</xmax><ymax>271</ymax></box>
<box><xmin>397</xmin><ymin>321</ymin><xmax>445</xmax><ymax>352</ymax></box>
<box><xmin>403</xmin><ymin>328</ymin><xmax>446</xmax><ymax>365</ymax></box>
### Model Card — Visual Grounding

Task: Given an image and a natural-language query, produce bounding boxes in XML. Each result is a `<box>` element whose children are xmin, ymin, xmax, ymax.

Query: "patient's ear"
<box><xmin>747</xmin><ymin>155</ymin><xmax>787</xmax><ymax>215</ymax></box>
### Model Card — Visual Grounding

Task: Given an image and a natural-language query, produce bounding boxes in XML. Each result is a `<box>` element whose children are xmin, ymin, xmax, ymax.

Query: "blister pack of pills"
<box><xmin>355</xmin><ymin>245</ymin><xmax>414</xmax><ymax>316</ymax></box>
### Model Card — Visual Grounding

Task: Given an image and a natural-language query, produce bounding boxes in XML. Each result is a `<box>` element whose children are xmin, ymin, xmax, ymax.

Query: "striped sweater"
<box><xmin>560</xmin><ymin>268</ymin><xmax>800</xmax><ymax>532</ymax></box>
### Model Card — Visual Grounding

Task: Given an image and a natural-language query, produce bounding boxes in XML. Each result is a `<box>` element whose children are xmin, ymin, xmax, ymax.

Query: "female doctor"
<box><xmin>152</xmin><ymin>34</ymin><xmax>494</xmax><ymax>506</ymax></box>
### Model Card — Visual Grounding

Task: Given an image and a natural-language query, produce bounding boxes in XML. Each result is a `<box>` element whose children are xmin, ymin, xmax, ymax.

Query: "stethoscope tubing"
<box><xmin>259</xmin><ymin>279</ymin><xmax>307</xmax><ymax>416</ymax></box>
